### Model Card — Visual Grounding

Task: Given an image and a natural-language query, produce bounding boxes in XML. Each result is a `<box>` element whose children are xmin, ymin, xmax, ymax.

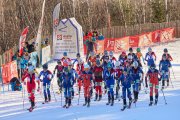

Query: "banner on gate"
<box><xmin>104</xmin><ymin>38</ymin><xmax>115</xmax><ymax>51</ymax></box>
<box><xmin>138</xmin><ymin>32</ymin><xmax>153</xmax><ymax>47</ymax></box>
<box><xmin>160</xmin><ymin>28</ymin><xmax>174</xmax><ymax>42</ymax></box>
<box><xmin>152</xmin><ymin>30</ymin><xmax>161</xmax><ymax>43</ymax></box>
<box><xmin>129</xmin><ymin>36</ymin><xmax>139</xmax><ymax>48</ymax></box>
<box><xmin>114</xmin><ymin>37</ymin><xmax>129</xmax><ymax>52</ymax></box>
<box><xmin>96</xmin><ymin>40</ymin><xmax>104</xmax><ymax>54</ymax></box>
<box><xmin>2</xmin><ymin>61</ymin><xmax>18</xmax><ymax>84</ymax></box>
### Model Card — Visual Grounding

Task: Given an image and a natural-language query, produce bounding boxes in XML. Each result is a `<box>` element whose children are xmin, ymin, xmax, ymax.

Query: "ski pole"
<box><xmin>51</xmin><ymin>83</ymin><xmax>57</xmax><ymax>102</ymax></box>
<box><xmin>61</xmin><ymin>90</ymin><xmax>62</xmax><ymax>106</ymax></box>
<box><xmin>171</xmin><ymin>67</ymin><xmax>176</xmax><ymax>79</ymax></box>
<box><xmin>169</xmin><ymin>77</ymin><xmax>174</xmax><ymax>88</ymax></box>
<box><xmin>77</xmin><ymin>89</ymin><xmax>80</xmax><ymax>105</ymax></box>
<box><xmin>142</xmin><ymin>81</ymin><xmax>147</xmax><ymax>94</ymax></box>
<box><xmin>161</xmin><ymin>89</ymin><xmax>167</xmax><ymax>105</ymax></box>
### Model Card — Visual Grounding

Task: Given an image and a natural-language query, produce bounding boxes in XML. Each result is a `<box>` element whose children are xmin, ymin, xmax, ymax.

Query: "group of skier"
<box><xmin>22</xmin><ymin>47</ymin><xmax>173</xmax><ymax>112</ymax></box>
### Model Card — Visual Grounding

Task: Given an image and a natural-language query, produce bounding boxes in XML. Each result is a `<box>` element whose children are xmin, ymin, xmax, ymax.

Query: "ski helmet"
<box><xmin>129</xmin><ymin>47</ymin><xmax>133</xmax><ymax>52</ymax></box>
<box><xmin>63</xmin><ymin>52</ymin><xmax>67</xmax><ymax>56</ymax></box>
<box><xmin>64</xmin><ymin>67</ymin><xmax>69</xmax><ymax>73</ymax></box>
<box><xmin>76</xmin><ymin>53</ymin><xmax>80</xmax><ymax>57</ymax></box>
<box><xmin>96</xmin><ymin>54</ymin><xmax>100</xmax><ymax>59</ymax></box>
<box><xmin>107</xmin><ymin>62</ymin><xmax>112</xmax><ymax>68</ymax></box>
<box><xmin>148</xmin><ymin>47</ymin><xmax>152</xmax><ymax>52</ymax></box>
<box><xmin>109</xmin><ymin>51</ymin><xmax>113</xmax><ymax>56</ymax></box>
<box><xmin>115</xmin><ymin>61</ymin><xmax>120</xmax><ymax>67</ymax></box>
<box><xmin>57</xmin><ymin>60</ymin><xmax>61</xmax><ymax>64</ymax></box>
<box><xmin>164</xmin><ymin>48</ymin><xmax>168</xmax><ymax>53</ymax></box>
<box><xmin>96</xmin><ymin>60</ymin><xmax>101</xmax><ymax>66</ymax></box>
<box><xmin>104</xmin><ymin>50</ymin><xmax>108</xmax><ymax>56</ymax></box>
<box><xmin>84</xmin><ymin>64</ymin><xmax>90</xmax><ymax>69</ymax></box>
<box><xmin>122</xmin><ymin>51</ymin><xmax>126</xmax><ymax>55</ymax></box>
<box><xmin>90</xmin><ymin>51</ymin><xmax>95</xmax><ymax>56</ymax></box>
<box><xmin>43</xmin><ymin>64</ymin><xmax>48</xmax><ymax>69</ymax></box>
<box><xmin>150</xmin><ymin>64</ymin><xmax>156</xmax><ymax>69</ymax></box>
<box><xmin>137</xmin><ymin>48</ymin><xmax>141</xmax><ymax>52</ymax></box>
<box><xmin>123</xmin><ymin>68</ymin><xmax>128</xmax><ymax>73</ymax></box>
<box><xmin>133</xmin><ymin>61</ymin><xmax>139</xmax><ymax>68</ymax></box>
<box><xmin>28</xmin><ymin>61</ymin><xmax>32</xmax><ymax>66</ymax></box>
<box><xmin>28</xmin><ymin>65</ymin><xmax>34</xmax><ymax>73</ymax></box>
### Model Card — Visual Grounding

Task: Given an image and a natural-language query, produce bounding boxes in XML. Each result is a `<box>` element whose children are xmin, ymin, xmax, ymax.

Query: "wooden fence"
<box><xmin>98</xmin><ymin>20</ymin><xmax>180</xmax><ymax>38</ymax></box>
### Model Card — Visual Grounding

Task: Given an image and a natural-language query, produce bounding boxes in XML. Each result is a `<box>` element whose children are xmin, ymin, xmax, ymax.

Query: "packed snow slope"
<box><xmin>0</xmin><ymin>40</ymin><xmax>180</xmax><ymax>120</ymax></box>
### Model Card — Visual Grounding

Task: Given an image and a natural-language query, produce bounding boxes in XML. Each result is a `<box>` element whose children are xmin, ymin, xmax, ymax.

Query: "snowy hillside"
<box><xmin>0</xmin><ymin>40</ymin><xmax>180</xmax><ymax>120</ymax></box>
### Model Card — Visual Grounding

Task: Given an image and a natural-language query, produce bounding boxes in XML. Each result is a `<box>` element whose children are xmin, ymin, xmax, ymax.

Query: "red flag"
<box><xmin>19</xmin><ymin>26</ymin><xmax>29</xmax><ymax>56</ymax></box>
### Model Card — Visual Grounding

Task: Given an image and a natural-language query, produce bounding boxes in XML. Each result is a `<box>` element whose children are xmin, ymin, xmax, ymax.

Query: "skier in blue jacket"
<box><xmin>159</xmin><ymin>54</ymin><xmax>172</xmax><ymax>89</ymax></box>
<box><xmin>145</xmin><ymin>47</ymin><xmax>157</xmax><ymax>68</ymax></box>
<box><xmin>119</xmin><ymin>68</ymin><xmax>133</xmax><ymax>111</ymax></box>
<box><xmin>68</xmin><ymin>62</ymin><xmax>77</xmax><ymax>99</ymax></box>
<box><xmin>39</xmin><ymin>64</ymin><xmax>53</xmax><ymax>103</ymax></box>
<box><xmin>62</xmin><ymin>67</ymin><xmax>74</xmax><ymax>108</ymax></box>
<box><xmin>129</xmin><ymin>61</ymin><xmax>144</xmax><ymax>103</ymax></box>
<box><xmin>104</xmin><ymin>62</ymin><xmax>115</xmax><ymax>106</ymax></box>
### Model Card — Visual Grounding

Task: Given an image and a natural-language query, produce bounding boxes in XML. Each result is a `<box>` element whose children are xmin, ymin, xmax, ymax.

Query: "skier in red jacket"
<box><xmin>145</xmin><ymin>64</ymin><xmax>160</xmax><ymax>106</ymax></box>
<box><xmin>22</xmin><ymin>65</ymin><xmax>40</xmax><ymax>112</ymax></box>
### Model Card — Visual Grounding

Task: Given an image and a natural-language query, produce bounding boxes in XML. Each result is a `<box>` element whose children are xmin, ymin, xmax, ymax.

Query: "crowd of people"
<box><xmin>21</xmin><ymin>45</ymin><xmax>173</xmax><ymax>112</ymax></box>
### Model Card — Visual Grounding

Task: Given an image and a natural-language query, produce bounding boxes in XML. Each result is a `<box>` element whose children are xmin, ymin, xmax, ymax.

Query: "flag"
<box><xmin>36</xmin><ymin>0</ymin><xmax>46</xmax><ymax>60</ymax></box>
<box><xmin>19</xmin><ymin>26</ymin><xmax>29</xmax><ymax>56</ymax></box>
<box><xmin>53</xmin><ymin>3</ymin><xmax>61</xmax><ymax>57</ymax></box>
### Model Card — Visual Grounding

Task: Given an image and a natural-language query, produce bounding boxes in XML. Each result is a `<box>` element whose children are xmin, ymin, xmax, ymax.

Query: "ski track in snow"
<box><xmin>0</xmin><ymin>40</ymin><xmax>180</xmax><ymax>120</ymax></box>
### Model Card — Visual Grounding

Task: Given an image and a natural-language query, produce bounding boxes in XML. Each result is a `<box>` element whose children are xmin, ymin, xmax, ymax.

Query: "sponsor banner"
<box><xmin>152</xmin><ymin>30</ymin><xmax>161</xmax><ymax>43</ymax></box>
<box><xmin>129</xmin><ymin>36</ymin><xmax>139</xmax><ymax>48</ymax></box>
<box><xmin>160</xmin><ymin>28</ymin><xmax>175</xmax><ymax>42</ymax></box>
<box><xmin>114</xmin><ymin>37</ymin><xmax>129</xmax><ymax>52</ymax></box>
<box><xmin>2</xmin><ymin>61</ymin><xmax>18</xmax><ymax>84</ymax></box>
<box><xmin>138</xmin><ymin>32</ymin><xmax>153</xmax><ymax>47</ymax></box>
<box><xmin>96</xmin><ymin>40</ymin><xmax>104</xmax><ymax>54</ymax></box>
<box><xmin>42</xmin><ymin>45</ymin><xmax>51</xmax><ymax>65</ymax></box>
<box><xmin>104</xmin><ymin>38</ymin><xmax>115</xmax><ymax>51</ymax></box>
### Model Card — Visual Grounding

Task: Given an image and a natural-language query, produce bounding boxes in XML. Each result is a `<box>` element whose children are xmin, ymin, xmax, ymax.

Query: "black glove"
<box><xmin>53</xmin><ymin>71</ymin><xmax>55</xmax><ymax>74</ymax></box>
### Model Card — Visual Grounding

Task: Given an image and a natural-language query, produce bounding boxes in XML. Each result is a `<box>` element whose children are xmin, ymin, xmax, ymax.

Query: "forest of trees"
<box><xmin>0</xmin><ymin>0</ymin><xmax>180</xmax><ymax>53</ymax></box>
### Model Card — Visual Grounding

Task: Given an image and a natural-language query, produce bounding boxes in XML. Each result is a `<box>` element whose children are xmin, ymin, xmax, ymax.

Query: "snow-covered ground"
<box><xmin>0</xmin><ymin>40</ymin><xmax>180</xmax><ymax>120</ymax></box>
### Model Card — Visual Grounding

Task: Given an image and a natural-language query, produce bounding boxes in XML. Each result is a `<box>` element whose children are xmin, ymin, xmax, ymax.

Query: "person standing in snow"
<box><xmin>119</xmin><ymin>68</ymin><xmax>133</xmax><ymax>111</ymax></box>
<box><xmin>145</xmin><ymin>47</ymin><xmax>157</xmax><ymax>69</ymax></box>
<box><xmin>93</xmin><ymin>60</ymin><xmax>104</xmax><ymax>101</ymax></box>
<box><xmin>73</xmin><ymin>53</ymin><xmax>84</xmax><ymax>93</ymax></box>
<box><xmin>79</xmin><ymin>64</ymin><xmax>93</xmax><ymax>107</ymax></box>
<box><xmin>109</xmin><ymin>51</ymin><xmax>117</xmax><ymax>68</ymax></box>
<box><xmin>114</xmin><ymin>61</ymin><xmax>123</xmax><ymax>100</ymax></box>
<box><xmin>162</xmin><ymin>48</ymin><xmax>173</xmax><ymax>61</ymax></box>
<box><xmin>129</xmin><ymin>61</ymin><xmax>144</xmax><ymax>103</ymax></box>
<box><xmin>145</xmin><ymin>64</ymin><xmax>159</xmax><ymax>106</ymax></box>
<box><xmin>22</xmin><ymin>64</ymin><xmax>40</xmax><ymax>112</ymax></box>
<box><xmin>159</xmin><ymin>54</ymin><xmax>172</xmax><ymax>89</ymax></box>
<box><xmin>62</xmin><ymin>67</ymin><xmax>74</xmax><ymax>108</ymax></box>
<box><xmin>39</xmin><ymin>64</ymin><xmax>53</xmax><ymax>103</ymax></box>
<box><xmin>53</xmin><ymin>60</ymin><xmax>64</xmax><ymax>94</ymax></box>
<box><xmin>104</xmin><ymin>62</ymin><xmax>115</xmax><ymax>106</ymax></box>
<box><xmin>136</xmin><ymin>48</ymin><xmax>146</xmax><ymax>65</ymax></box>
<box><xmin>61</xmin><ymin>52</ymin><xmax>71</xmax><ymax>68</ymax></box>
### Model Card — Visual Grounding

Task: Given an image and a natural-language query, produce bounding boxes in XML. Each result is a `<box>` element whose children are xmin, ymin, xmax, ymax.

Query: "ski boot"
<box><xmin>121</xmin><ymin>99</ymin><xmax>127</xmax><ymax>111</ymax></box>
<box><xmin>110</xmin><ymin>96</ymin><xmax>114</xmax><ymax>106</ymax></box>
<box><xmin>63</xmin><ymin>98</ymin><xmax>68</xmax><ymax>108</ymax></box>
<box><xmin>106</xmin><ymin>95</ymin><xmax>111</xmax><ymax>105</ymax></box>
<box><xmin>83</xmin><ymin>97</ymin><xmax>87</xmax><ymax>106</ymax></box>
<box><xmin>98</xmin><ymin>95</ymin><xmax>102</xmax><ymax>101</ymax></box>
<box><xmin>149</xmin><ymin>96</ymin><xmax>153</xmax><ymax>106</ymax></box>
<box><xmin>128</xmin><ymin>98</ymin><xmax>132</xmax><ymax>109</ymax></box>
<box><xmin>154</xmin><ymin>94</ymin><xmax>158</xmax><ymax>105</ymax></box>
<box><xmin>87</xmin><ymin>97</ymin><xmax>90</xmax><ymax>107</ymax></box>
<box><xmin>94</xmin><ymin>94</ymin><xmax>98</xmax><ymax>101</ymax></box>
